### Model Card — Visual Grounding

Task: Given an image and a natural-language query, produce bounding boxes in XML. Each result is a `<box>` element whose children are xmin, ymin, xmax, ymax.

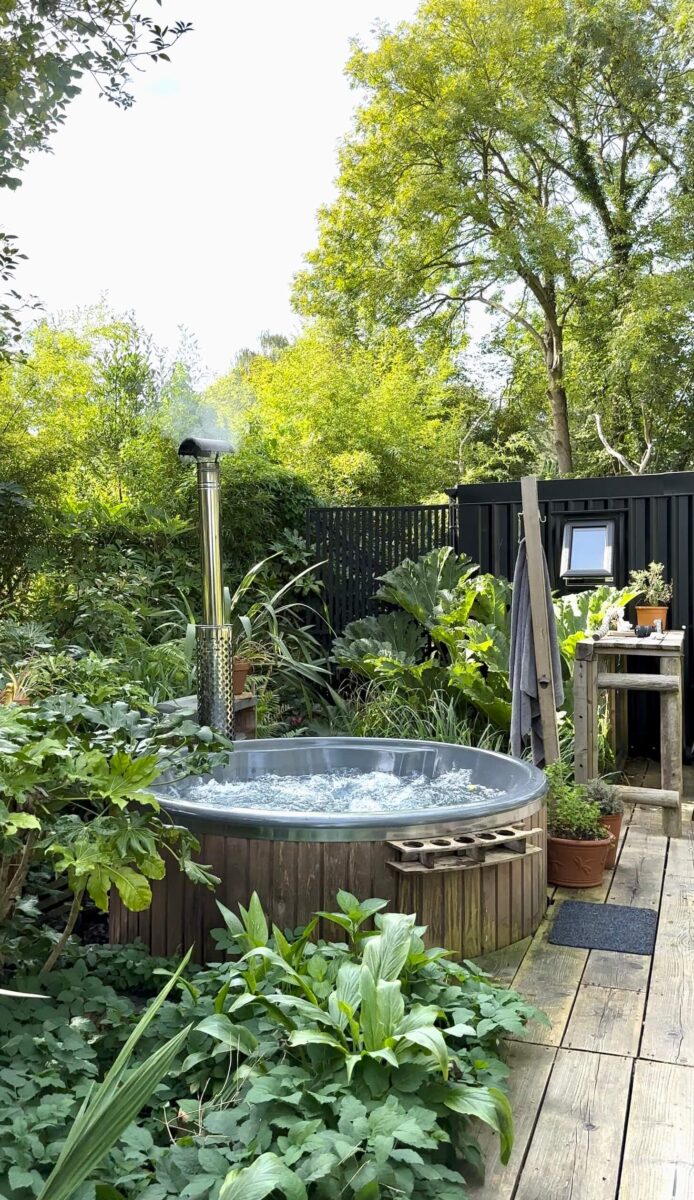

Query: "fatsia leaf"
<box><xmin>111</xmin><ymin>866</ymin><xmax>152</xmax><ymax>912</ymax></box>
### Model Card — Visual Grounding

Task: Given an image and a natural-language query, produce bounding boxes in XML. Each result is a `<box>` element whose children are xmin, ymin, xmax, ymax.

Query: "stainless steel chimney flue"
<box><xmin>178</xmin><ymin>437</ymin><xmax>235</xmax><ymax>737</ymax></box>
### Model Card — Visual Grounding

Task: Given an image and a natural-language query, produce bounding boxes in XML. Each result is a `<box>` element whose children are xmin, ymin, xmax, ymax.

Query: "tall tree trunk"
<box><xmin>543</xmin><ymin>322</ymin><xmax>573</xmax><ymax>475</ymax></box>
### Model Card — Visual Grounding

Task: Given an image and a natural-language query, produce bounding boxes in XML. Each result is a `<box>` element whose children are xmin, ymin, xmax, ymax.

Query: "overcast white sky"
<box><xmin>5</xmin><ymin>1</ymin><xmax>419</xmax><ymax>378</ymax></box>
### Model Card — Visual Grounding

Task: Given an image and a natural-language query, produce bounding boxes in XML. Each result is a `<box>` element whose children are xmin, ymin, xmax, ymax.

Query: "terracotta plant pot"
<box><xmin>547</xmin><ymin>834</ymin><xmax>612</xmax><ymax>888</ymax></box>
<box><xmin>233</xmin><ymin>658</ymin><xmax>251</xmax><ymax>695</ymax></box>
<box><xmin>599</xmin><ymin>813</ymin><xmax>622</xmax><ymax>869</ymax></box>
<box><xmin>636</xmin><ymin>604</ymin><xmax>668</xmax><ymax>630</ymax></box>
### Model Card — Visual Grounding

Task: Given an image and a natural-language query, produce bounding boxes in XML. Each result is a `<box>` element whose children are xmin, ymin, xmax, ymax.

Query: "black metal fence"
<box><xmin>307</xmin><ymin>471</ymin><xmax>694</xmax><ymax>754</ymax></box>
<box><xmin>306</xmin><ymin>503</ymin><xmax>450</xmax><ymax>638</ymax></box>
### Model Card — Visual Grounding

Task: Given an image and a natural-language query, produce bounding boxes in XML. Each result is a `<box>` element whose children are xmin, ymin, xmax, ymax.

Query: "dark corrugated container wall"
<box><xmin>448</xmin><ymin>472</ymin><xmax>694</xmax><ymax>757</ymax></box>
<box><xmin>307</xmin><ymin>472</ymin><xmax>694</xmax><ymax>757</ymax></box>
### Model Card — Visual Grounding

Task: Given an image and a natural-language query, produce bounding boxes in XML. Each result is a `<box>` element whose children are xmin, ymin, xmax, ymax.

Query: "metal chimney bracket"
<box><xmin>196</xmin><ymin>624</ymin><xmax>234</xmax><ymax>737</ymax></box>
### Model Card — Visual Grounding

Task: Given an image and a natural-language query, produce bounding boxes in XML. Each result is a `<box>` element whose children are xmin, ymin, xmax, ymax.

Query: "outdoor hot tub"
<box><xmin>110</xmin><ymin>737</ymin><xmax>548</xmax><ymax>960</ymax></box>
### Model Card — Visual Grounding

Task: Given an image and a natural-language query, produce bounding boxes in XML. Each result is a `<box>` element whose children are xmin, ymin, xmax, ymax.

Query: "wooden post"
<box><xmin>520</xmin><ymin>476</ymin><xmax>560</xmax><ymax>765</ymax></box>
<box><xmin>660</xmin><ymin>655</ymin><xmax>682</xmax><ymax>838</ymax></box>
<box><xmin>574</xmin><ymin>642</ymin><xmax>598</xmax><ymax>782</ymax></box>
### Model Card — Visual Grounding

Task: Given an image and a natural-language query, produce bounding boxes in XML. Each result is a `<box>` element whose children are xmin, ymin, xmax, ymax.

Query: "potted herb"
<box><xmin>583</xmin><ymin>778</ymin><xmax>623</xmax><ymax>869</ymax></box>
<box><xmin>545</xmin><ymin>764</ymin><xmax>612</xmax><ymax>887</ymax></box>
<box><xmin>629</xmin><ymin>561</ymin><xmax>673</xmax><ymax>630</ymax></box>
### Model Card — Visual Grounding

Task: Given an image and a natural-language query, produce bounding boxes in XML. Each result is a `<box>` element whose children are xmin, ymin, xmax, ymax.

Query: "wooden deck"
<box><xmin>470</xmin><ymin>760</ymin><xmax>694</xmax><ymax>1200</ymax></box>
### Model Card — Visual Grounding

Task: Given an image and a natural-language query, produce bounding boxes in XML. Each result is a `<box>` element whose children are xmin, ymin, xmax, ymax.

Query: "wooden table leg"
<box><xmin>660</xmin><ymin>655</ymin><xmax>682</xmax><ymax>838</ymax></box>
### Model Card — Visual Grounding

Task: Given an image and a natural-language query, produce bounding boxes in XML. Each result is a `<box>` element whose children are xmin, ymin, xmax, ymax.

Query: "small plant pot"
<box><xmin>233</xmin><ymin>658</ymin><xmax>251</xmax><ymax>695</ymax></box>
<box><xmin>547</xmin><ymin>834</ymin><xmax>612</xmax><ymax>888</ymax></box>
<box><xmin>600</xmin><ymin>813</ymin><xmax>622</xmax><ymax>869</ymax></box>
<box><xmin>636</xmin><ymin>604</ymin><xmax>668</xmax><ymax>630</ymax></box>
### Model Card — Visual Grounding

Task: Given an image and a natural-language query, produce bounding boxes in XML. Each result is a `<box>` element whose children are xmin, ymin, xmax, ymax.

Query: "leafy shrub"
<box><xmin>583</xmin><ymin>777</ymin><xmax>622</xmax><ymax>816</ymax></box>
<box><xmin>151</xmin><ymin>893</ymin><xmax>546</xmax><ymax>1199</ymax></box>
<box><xmin>628</xmin><ymin>561</ymin><xmax>673</xmax><ymax>607</ymax></box>
<box><xmin>333</xmin><ymin>549</ymin><xmax>641</xmax><ymax>749</ymax></box>
<box><xmin>545</xmin><ymin>764</ymin><xmax>609</xmax><ymax>840</ymax></box>
<box><xmin>0</xmin><ymin>696</ymin><xmax>230</xmax><ymax>969</ymax></box>
<box><xmin>333</xmin><ymin>548</ymin><xmax>514</xmax><ymax>737</ymax></box>
<box><xmin>0</xmin><ymin>894</ymin><xmax>547</xmax><ymax>1199</ymax></box>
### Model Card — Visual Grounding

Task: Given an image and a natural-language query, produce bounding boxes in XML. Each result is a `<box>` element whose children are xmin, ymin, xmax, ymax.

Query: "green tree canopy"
<box><xmin>0</xmin><ymin>1</ymin><xmax>191</xmax><ymax>355</ymax></box>
<box><xmin>214</xmin><ymin>324</ymin><xmax>479</xmax><ymax>505</ymax></box>
<box><xmin>296</xmin><ymin>0</ymin><xmax>694</xmax><ymax>475</ymax></box>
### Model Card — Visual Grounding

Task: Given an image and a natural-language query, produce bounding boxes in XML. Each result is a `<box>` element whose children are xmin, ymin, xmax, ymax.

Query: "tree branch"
<box><xmin>594</xmin><ymin>413</ymin><xmax>654</xmax><ymax>475</ymax></box>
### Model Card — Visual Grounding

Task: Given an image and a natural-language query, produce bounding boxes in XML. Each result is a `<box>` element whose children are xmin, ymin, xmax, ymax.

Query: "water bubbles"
<box><xmin>186</xmin><ymin>767</ymin><xmax>499</xmax><ymax>816</ymax></box>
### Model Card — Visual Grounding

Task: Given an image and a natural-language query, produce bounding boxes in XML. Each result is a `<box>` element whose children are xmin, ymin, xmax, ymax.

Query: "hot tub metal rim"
<box><xmin>154</xmin><ymin>792</ymin><xmax>546</xmax><ymax>843</ymax></box>
<box><xmin>153</xmin><ymin>735</ymin><xmax>547</xmax><ymax>843</ymax></box>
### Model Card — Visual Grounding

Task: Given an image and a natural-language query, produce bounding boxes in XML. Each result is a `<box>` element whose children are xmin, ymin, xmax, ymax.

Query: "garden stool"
<box><xmin>573</xmin><ymin>631</ymin><xmax>684</xmax><ymax>837</ymax></box>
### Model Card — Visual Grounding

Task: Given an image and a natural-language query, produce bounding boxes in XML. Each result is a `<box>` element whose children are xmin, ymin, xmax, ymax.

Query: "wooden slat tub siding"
<box><xmin>111</xmin><ymin>797</ymin><xmax>547</xmax><ymax>960</ymax></box>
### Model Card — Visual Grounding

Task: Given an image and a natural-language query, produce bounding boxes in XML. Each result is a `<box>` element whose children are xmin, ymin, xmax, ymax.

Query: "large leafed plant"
<box><xmin>0</xmin><ymin>696</ymin><xmax>228</xmax><ymax>970</ymax></box>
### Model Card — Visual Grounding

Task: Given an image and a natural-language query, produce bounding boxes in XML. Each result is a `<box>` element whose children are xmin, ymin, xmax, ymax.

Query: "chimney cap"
<box><xmin>178</xmin><ymin>436</ymin><xmax>234</xmax><ymax>459</ymax></box>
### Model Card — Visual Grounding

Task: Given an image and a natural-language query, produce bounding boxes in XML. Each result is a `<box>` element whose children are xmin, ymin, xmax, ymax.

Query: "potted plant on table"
<box><xmin>629</xmin><ymin>561</ymin><xmax>673</xmax><ymax>630</ymax></box>
<box><xmin>583</xmin><ymin>778</ymin><xmax>623</xmax><ymax>869</ymax></box>
<box><xmin>546</xmin><ymin>765</ymin><xmax>613</xmax><ymax>887</ymax></box>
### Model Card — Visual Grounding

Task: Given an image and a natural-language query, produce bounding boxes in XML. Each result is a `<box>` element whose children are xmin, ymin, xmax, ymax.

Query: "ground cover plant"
<box><xmin>0</xmin><ymin>893</ymin><xmax>546</xmax><ymax>1200</ymax></box>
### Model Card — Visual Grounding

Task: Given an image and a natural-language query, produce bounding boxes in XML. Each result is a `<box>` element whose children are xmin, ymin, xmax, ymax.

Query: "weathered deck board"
<box><xmin>476</xmin><ymin>936</ymin><xmax>533</xmax><ymax>985</ymax></box>
<box><xmin>605</xmin><ymin>828</ymin><xmax>666</xmax><ymax>910</ymax></box>
<box><xmin>488</xmin><ymin>764</ymin><xmax>694</xmax><ymax>1200</ymax></box>
<box><xmin>468</xmin><ymin>1042</ymin><xmax>556</xmax><ymax>1198</ymax></box>
<box><xmin>641</xmin><ymin>836</ymin><xmax>694</xmax><ymax>1066</ymax></box>
<box><xmin>619</xmin><ymin>1060</ymin><xmax>694</xmax><ymax>1199</ymax></box>
<box><xmin>511</xmin><ymin>905</ymin><xmax>588</xmax><ymax>1047</ymax></box>
<box><xmin>562</xmin><ymin>950</ymin><xmax>649</xmax><ymax>1058</ymax></box>
<box><xmin>513</xmin><ymin>1048</ymin><xmax>631</xmax><ymax>1200</ymax></box>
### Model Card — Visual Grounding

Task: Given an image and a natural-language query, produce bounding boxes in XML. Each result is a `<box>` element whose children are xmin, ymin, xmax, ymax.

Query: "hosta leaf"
<box><xmin>376</xmin><ymin>979</ymin><xmax>404</xmax><ymax>1037</ymax></box>
<box><xmin>401</xmin><ymin>1026</ymin><xmax>449</xmax><ymax>1079</ymax></box>
<box><xmin>288</xmin><ymin>1030</ymin><xmax>346</xmax><ymax>1053</ymax></box>
<box><xmin>219</xmin><ymin>1152</ymin><xmax>307</xmax><ymax>1200</ymax></box>
<box><xmin>443</xmin><ymin>1083</ymin><xmax>514</xmax><ymax>1163</ymax></box>
<box><xmin>216</xmin><ymin>900</ymin><xmax>246</xmax><ymax>939</ymax></box>
<box><xmin>196</xmin><ymin>1014</ymin><xmax>257</xmax><ymax>1055</ymax></box>
<box><xmin>245</xmin><ymin>892</ymin><xmax>269</xmax><ymax>947</ymax></box>
<box><xmin>363</xmin><ymin>913</ymin><xmax>414</xmax><ymax>982</ymax></box>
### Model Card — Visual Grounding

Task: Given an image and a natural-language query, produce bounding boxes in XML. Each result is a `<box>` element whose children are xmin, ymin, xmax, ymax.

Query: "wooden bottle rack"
<box><xmin>387</xmin><ymin>824</ymin><xmax>543</xmax><ymax>875</ymax></box>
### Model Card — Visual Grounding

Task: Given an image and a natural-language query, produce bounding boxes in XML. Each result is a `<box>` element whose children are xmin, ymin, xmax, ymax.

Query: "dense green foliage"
<box><xmin>329</xmin><ymin>547</ymin><xmax>636</xmax><ymax>752</ymax></box>
<box><xmin>0</xmin><ymin>693</ymin><xmax>231</xmax><ymax>970</ymax></box>
<box><xmin>0</xmin><ymin>895</ymin><xmax>546</xmax><ymax>1199</ymax></box>
<box><xmin>545</xmin><ymin>762</ymin><xmax>611</xmax><ymax>839</ymax></box>
<box><xmin>0</xmin><ymin>314</ymin><xmax>320</xmax><ymax>610</ymax></box>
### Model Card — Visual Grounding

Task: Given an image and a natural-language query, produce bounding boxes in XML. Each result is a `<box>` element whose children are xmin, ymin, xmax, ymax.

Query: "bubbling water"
<box><xmin>186</xmin><ymin>767</ymin><xmax>500</xmax><ymax>816</ymax></box>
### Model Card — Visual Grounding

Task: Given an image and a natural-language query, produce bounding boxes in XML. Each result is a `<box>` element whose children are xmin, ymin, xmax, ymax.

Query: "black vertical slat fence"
<box><xmin>306</xmin><ymin>504</ymin><xmax>451</xmax><ymax>641</ymax></box>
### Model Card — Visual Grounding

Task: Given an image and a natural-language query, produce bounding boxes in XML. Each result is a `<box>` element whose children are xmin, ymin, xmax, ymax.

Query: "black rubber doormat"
<box><xmin>548</xmin><ymin>900</ymin><xmax>658</xmax><ymax>956</ymax></box>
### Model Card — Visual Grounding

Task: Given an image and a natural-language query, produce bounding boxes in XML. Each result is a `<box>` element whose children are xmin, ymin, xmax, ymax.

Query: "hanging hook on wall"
<box><xmin>517</xmin><ymin>509</ymin><xmax>547</xmax><ymax>545</ymax></box>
